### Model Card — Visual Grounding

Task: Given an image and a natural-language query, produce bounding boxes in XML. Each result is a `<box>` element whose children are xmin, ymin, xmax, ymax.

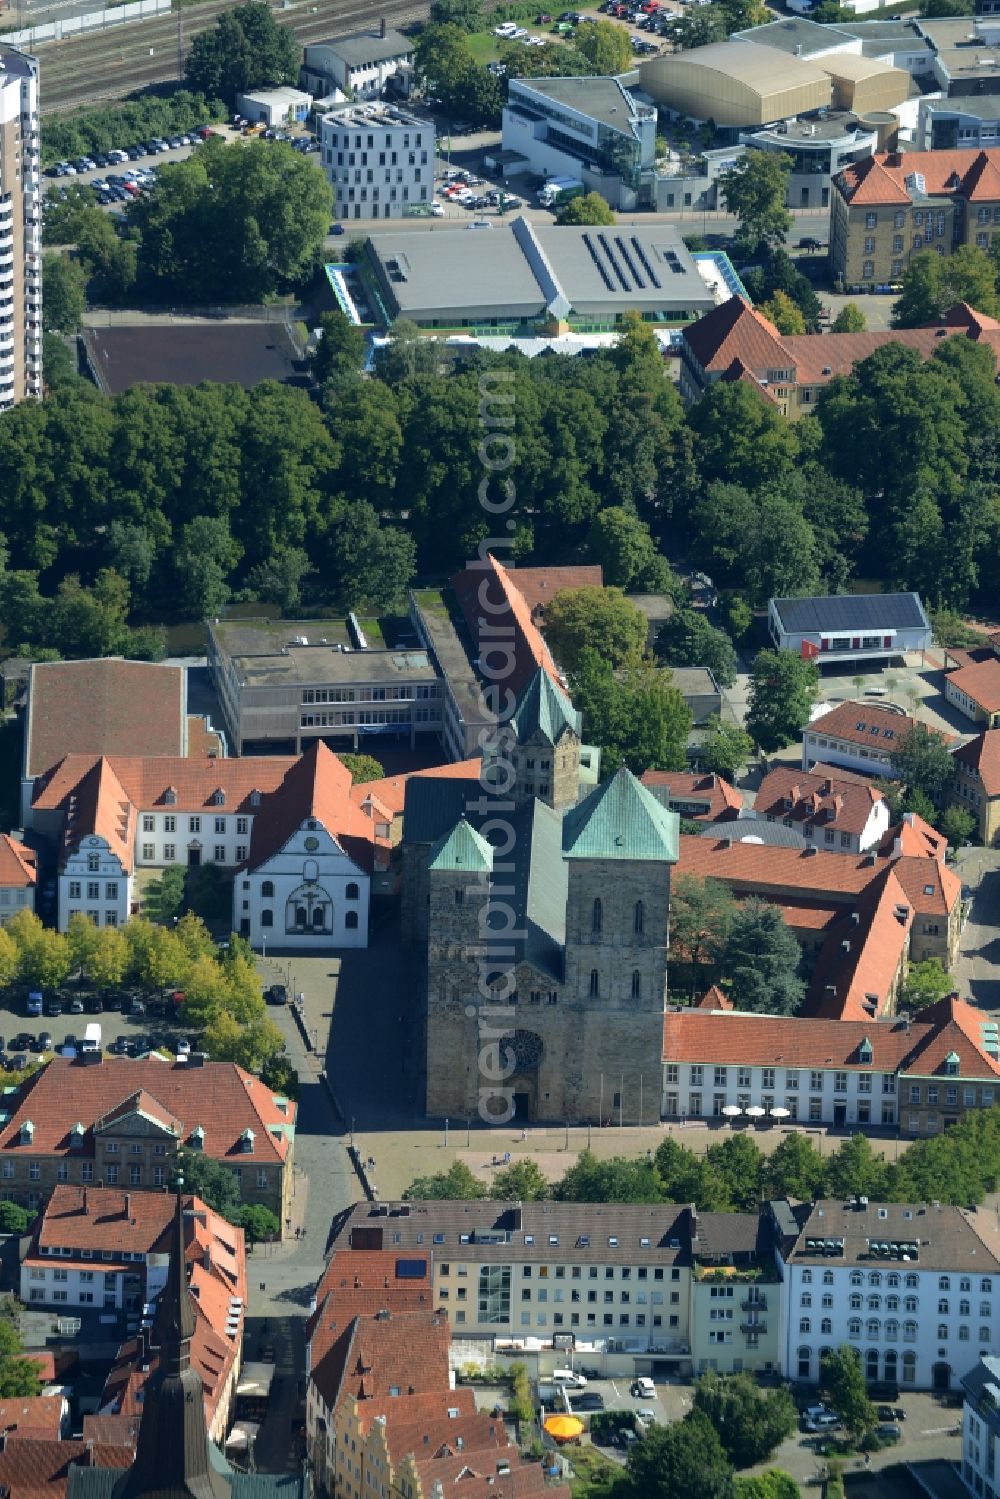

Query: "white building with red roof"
<box><xmin>29</xmin><ymin>741</ymin><xmax>388</xmax><ymax>947</ymax></box>
<box><xmin>0</xmin><ymin>834</ymin><xmax>37</xmax><ymax>923</ymax></box>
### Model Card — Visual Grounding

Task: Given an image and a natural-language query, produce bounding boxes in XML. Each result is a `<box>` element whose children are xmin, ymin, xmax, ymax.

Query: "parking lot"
<box><xmin>0</xmin><ymin>985</ymin><xmax>214</xmax><ymax>1072</ymax></box>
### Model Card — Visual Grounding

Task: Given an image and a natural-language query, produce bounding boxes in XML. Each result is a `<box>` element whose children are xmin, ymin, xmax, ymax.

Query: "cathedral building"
<box><xmin>402</xmin><ymin>669</ymin><xmax>680</xmax><ymax>1124</ymax></box>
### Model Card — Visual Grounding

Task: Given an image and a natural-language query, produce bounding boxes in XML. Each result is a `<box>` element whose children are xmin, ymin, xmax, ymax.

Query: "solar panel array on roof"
<box><xmin>580</xmin><ymin>232</ymin><xmax>680</xmax><ymax>295</ymax></box>
<box><xmin>772</xmin><ymin>592</ymin><xmax>927</xmax><ymax>634</ymax></box>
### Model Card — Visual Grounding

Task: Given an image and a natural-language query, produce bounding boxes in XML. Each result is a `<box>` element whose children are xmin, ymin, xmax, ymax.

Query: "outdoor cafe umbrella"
<box><xmin>544</xmin><ymin>1415</ymin><xmax>585</xmax><ymax>1443</ymax></box>
<box><xmin>745</xmin><ymin>1105</ymin><xmax>766</xmax><ymax>1119</ymax></box>
<box><xmin>721</xmin><ymin>1105</ymin><xmax>742</xmax><ymax>1117</ymax></box>
<box><xmin>770</xmin><ymin>1106</ymin><xmax>791</xmax><ymax>1119</ymax></box>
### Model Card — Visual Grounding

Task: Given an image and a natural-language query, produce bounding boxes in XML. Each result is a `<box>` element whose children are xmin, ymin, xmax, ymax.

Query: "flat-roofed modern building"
<box><xmin>769</xmin><ymin>592</ymin><xmax>932</xmax><ymax>662</ymax></box>
<box><xmin>365</xmin><ymin>215</ymin><xmax>718</xmax><ymax>334</ymax></box>
<box><xmin>321</xmin><ymin>101</ymin><xmax>434</xmax><ymax>222</ymax></box>
<box><xmin>501</xmin><ymin>76</ymin><xmax>657</xmax><ymax>210</ymax></box>
<box><xmin>207</xmin><ymin>618</ymin><xmax>444</xmax><ymax>755</ymax></box>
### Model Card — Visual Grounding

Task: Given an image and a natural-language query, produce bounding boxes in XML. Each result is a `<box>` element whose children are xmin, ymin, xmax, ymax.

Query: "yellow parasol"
<box><xmin>544</xmin><ymin>1414</ymin><xmax>585</xmax><ymax>1443</ymax></box>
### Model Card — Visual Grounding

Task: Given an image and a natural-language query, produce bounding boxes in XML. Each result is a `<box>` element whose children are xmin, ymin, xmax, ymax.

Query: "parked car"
<box><xmin>876</xmin><ymin>1423</ymin><xmax>902</xmax><ymax>1442</ymax></box>
<box><xmin>571</xmin><ymin>1393</ymin><xmax>605</xmax><ymax>1411</ymax></box>
<box><xmin>176</xmin><ymin>1037</ymin><xmax>191</xmax><ymax>1057</ymax></box>
<box><xmin>113</xmin><ymin>1034</ymin><xmax>130</xmax><ymax>1054</ymax></box>
<box><xmin>11</xmin><ymin>1033</ymin><xmax>32</xmax><ymax>1052</ymax></box>
<box><xmin>267</xmin><ymin>984</ymin><xmax>288</xmax><ymax>1006</ymax></box>
<box><xmin>69</xmin><ymin>997</ymin><xmax>84</xmax><ymax>1014</ymax></box>
<box><xmin>44</xmin><ymin>998</ymin><xmax>62</xmax><ymax>1017</ymax></box>
<box><xmin>38</xmin><ymin>1032</ymin><xmax>53</xmax><ymax>1051</ymax></box>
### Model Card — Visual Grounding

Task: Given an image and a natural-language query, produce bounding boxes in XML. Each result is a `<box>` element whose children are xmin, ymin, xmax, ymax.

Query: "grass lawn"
<box><xmin>467</xmin><ymin>31</ymin><xmax>502</xmax><ymax>63</ymax></box>
<box><xmin>567</xmin><ymin>1445</ymin><xmax>629</xmax><ymax>1499</ymax></box>
<box><xmin>356</xmin><ymin>617</ymin><xmax>385</xmax><ymax>647</ymax></box>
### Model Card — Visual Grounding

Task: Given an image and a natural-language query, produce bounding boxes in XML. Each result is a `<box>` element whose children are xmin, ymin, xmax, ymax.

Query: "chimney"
<box><xmin>380</xmin><ymin>14</ymin><xmax>386</xmax><ymax>36</ymax></box>
<box><xmin>124</xmin><ymin>1194</ymin><xmax>131</xmax><ymax>1220</ymax></box>
<box><xmin>82</xmin><ymin>1188</ymin><xmax>88</xmax><ymax>1215</ymax></box>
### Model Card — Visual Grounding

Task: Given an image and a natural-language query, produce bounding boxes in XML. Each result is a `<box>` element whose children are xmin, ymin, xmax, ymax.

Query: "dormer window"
<box><xmin>70</xmin><ymin>1122</ymin><xmax>85</xmax><ymax>1150</ymax></box>
<box><xmin>189</xmin><ymin>1126</ymin><xmax>205</xmax><ymax>1151</ymax></box>
<box><xmin>859</xmin><ymin>1038</ymin><xmax>873</xmax><ymax>1064</ymax></box>
<box><xmin>945</xmin><ymin>1052</ymin><xmax>960</xmax><ymax>1077</ymax></box>
<box><xmin>164</xmin><ymin>788</ymin><xmax>177</xmax><ymax>805</ymax></box>
<box><xmin>20</xmin><ymin>1120</ymin><xmax>33</xmax><ymax>1145</ymax></box>
<box><xmin>250</xmin><ymin>790</ymin><xmax>262</xmax><ymax>807</ymax></box>
<box><xmin>240</xmin><ymin>1128</ymin><xmax>255</xmax><ymax>1154</ymax></box>
<box><xmin>212</xmin><ymin>789</ymin><xmax>226</xmax><ymax>806</ymax></box>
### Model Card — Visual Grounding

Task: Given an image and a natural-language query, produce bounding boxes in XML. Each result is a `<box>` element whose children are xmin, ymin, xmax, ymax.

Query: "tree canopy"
<box><xmin>722</xmin><ymin>898</ymin><xmax>805</xmax><ymax>1016</ymax></box>
<box><xmin>185</xmin><ymin>0</ymin><xmax>299</xmax><ymax>105</ymax></box>
<box><xmin>693</xmin><ymin>1374</ymin><xmax>797</xmax><ymax>1468</ymax></box>
<box><xmin>719</xmin><ymin>152</ymin><xmax>792</xmax><ymax>254</ymax></box>
<box><xmin>555</xmin><ymin>191</ymin><xmax>616</xmax><ymax>226</ymax></box>
<box><xmin>745</xmin><ymin>650</ymin><xmax>819</xmax><ymax>752</ymax></box>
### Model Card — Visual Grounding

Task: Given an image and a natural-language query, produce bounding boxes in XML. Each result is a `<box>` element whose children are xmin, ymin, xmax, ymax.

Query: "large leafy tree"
<box><xmin>667</xmin><ymin>874</ymin><xmax>736</xmax><ymax>999</ymax></box>
<box><xmin>185</xmin><ymin>0</ymin><xmax>298</xmax><ymax>105</ymax></box>
<box><xmin>824</xmin><ymin>1133</ymin><xmax>890</xmax><ymax>1201</ymax></box>
<box><xmin>42</xmin><ymin>253</ymin><xmax>86</xmax><ymax>334</ymax></box>
<box><xmin>745</xmin><ymin>649</ymin><xmax>818</xmax><ymax>752</ymax></box>
<box><xmin>555</xmin><ymin>1150</ymin><xmax>663</xmax><ymax>1204</ymax></box>
<box><xmin>555</xmin><ymin>191</ymin><xmax>616</xmax><ymax>226</ymax></box>
<box><xmin>570</xmin><ymin>653</ymin><xmax>692</xmax><ymax>774</ymax></box>
<box><xmin>719</xmin><ymin>152</ymin><xmax>792</xmax><ymax>254</ymax></box>
<box><xmin>693</xmin><ymin>1374</ymin><xmax>797</xmax><ymax>1468</ymax></box>
<box><xmin>404</xmin><ymin>1161</ymin><xmax>486</xmax><ymax>1200</ymax></box>
<box><xmin>821</xmin><ymin>1347</ymin><xmax>876</xmax><ymax>1443</ymax></box>
<box><xmin>889</xmin><ymin>722</ymin><xmax>954</xmax><ymax>809</ymax></box>
<box><xmin>891</xmin><ymin>245</ymin><xmax>1000</xmax><ymax>327</ymax></box>
<box><xmin>688</xmin><ymin>390</ymin><xmax>799</xmax><ymax>493</ymax></box>
<box><xmin>704</xmin><ymin>1135</ymin><xmax>765</xmax><ymax>1213</ymax></box>
<box><xmin>657</xmin><ymin>608</ymin><xmax>737</xmax><ymax>688</ymax></box>
<box><xmin>545</xmin><ymin>586</ymin><xmax>649</xmax><ymax>675</ymax></box>
<box><xmin>132</xmin><ymin>137</ymin><xmax>332</xmax><ymax>302</ymax></box>
<box><xmin>764</xmin><ymin>1132</ymin><xmax>826</xmax><ymax>1201</ymax></box>
<box><xmin>626</xmin><ymin>1410</ymin><xmax>735</xmax><ymax>1499</ymax></box>
<box><xmin>700</xmin><ymin>718</ymin><xmax>753</xmax><ymax>780</ymax></box>
<box><xmin>574</xmin><ymin>17</ymin><xmax>634</xmax><ymax>71</ymax></box>
<box><xmin>654</xmin><ymin>1137</ymin><xmax>732</xmax><ymax>1210</ymax></box>
<box><xmin>722</xmin><ymin>898</ymin><xmax>804</xmax><ymax>1016</ymax></box>
<box><xmin>587</xmin><ymin>507</ymin><xmax>675</xmax><ymax>593</ymax></box>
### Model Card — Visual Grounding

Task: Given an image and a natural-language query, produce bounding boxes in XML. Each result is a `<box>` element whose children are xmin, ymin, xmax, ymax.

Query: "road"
<box><xmin>952</xmin><ymin>846</ymin><xmax>1000</xmax><ymax>1014</ymax></box>
<box><xmin>32</xmin><ymin>0</ymin><xmax>429</xmax><ymax>111</ymax></box>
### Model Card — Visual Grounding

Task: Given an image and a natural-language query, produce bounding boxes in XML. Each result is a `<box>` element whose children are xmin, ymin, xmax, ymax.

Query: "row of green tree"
<box><xmin>406</xmin><ymin>1109</ymin><xmax>1000</xmax><ymax>1211</ymax></box>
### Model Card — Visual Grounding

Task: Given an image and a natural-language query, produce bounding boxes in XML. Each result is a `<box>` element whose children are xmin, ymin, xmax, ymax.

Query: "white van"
<box><xmin>551</xmin><ymin>1369</ymin><xmax>587</xmax><ymax>1388</ymax></box>
<box><xmin>631</xmin><ymin>1377</ymin><xmax>655</xmax><ymax>1398</ymax></box>
<box><xmin>81</xmin><ymin>1022</ymin><xmax>102</xmax><ymax>1054</ymax></box>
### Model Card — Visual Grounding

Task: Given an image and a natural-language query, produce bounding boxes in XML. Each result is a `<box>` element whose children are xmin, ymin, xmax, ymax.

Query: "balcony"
<box><xmin>741</xmin><ymin>1322</ymin><xmax>768</xmax><ymax>1335</ymax></box>
<box><xmin>741</xmin><ymin>1296</ymin><xmax>768</xmax><ymax>1312</ymax></box>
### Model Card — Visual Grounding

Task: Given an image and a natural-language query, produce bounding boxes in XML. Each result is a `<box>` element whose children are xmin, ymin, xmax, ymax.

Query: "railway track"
<box><xmin>35</xmin><ymin>0</ymin><xmax>430</xmax><ymax>110</ymax></box>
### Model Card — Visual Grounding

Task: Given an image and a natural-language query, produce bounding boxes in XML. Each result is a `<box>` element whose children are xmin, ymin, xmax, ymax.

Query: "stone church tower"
<box><xmin>422</xmin><ymin>768</ymin><xmax>679</xmax><ymax>1125</ymax></box>
<box><xmin>504</xmin><ymin>670</ymin><xmax>582</xmax><ymax>811</ymax></box>
<box><xmin>560</xmin><ymin>769</ymin><xmax>677</xmax><ymax>1123</ymax></box>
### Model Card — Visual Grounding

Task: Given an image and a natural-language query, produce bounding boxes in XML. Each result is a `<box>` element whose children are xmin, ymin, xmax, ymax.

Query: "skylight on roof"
<box><xmin>924</xmin><ymin>884</ymin><xmax>935</xmax><ymax>895</ymax></box>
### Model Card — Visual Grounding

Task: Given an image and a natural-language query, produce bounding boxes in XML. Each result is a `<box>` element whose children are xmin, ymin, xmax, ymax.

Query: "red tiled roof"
<box><xmin>953</xmin><ymin>728</ymin><xmax>1000</xmax><ymax>798</ymax></box>
<box><xmin>25</xmin><ymin>660</ymin><xmax>185</xmax><ymax>781</ymax></box>
<box><xmin>0</xmin><ymin>1401</ymin><xmax>63</xmax><ymax>1438</ymax></box>
<box><xmin>0</xmin><ymin>1438</ymin><xmax>131</xmax><ymax>1499</ymax></box>
<box><xmin>0</xmin><ymin>836</ymin><xmax>36</xmax><ymax>889</ymax></box>
<box><xmin>837</xmin><ymin>148</ymin><xmax>1000</xmax><ymax>205</ymax></box>
<box><xmin>450</xmin><ymin>555</ymin><xmax>562</xmax><ymax>698</ymax></box>
<box><xmin>948</xmin><ymin>657</ymin><xmax>1000</xmax><ymax>714</ymax></box>
<box><xmin>663</xmin><ymin>996</ymin><xmax>1000</xmax><ymax>1077</ymax></box>
<box><xmin>308</xmin><ymin>1249</ymin><xmax>437</xmax><ymax>1371</ymax></box>
<box><xmin>675</xmin><ymin>833</ymin><xmax>958</xmax><ymax>916</ymax></box>
<box><xmin>783</xmin><ymin>326</ymin><xmax>975</xmax><ymax>387</ymax></box>
<box><xmin>695</xmin><ymin>985</ymin><xmax>732</xmax><ymax>1011</ymax></box>
<box><xmin>0</xmin><ymin>1057</ymin><xmax>294</xmax><ymax>1164</ymax></box>
<box><xmin>351</xmin><ymin>760</ymin><xmax>482</xmax><ymax>821</ymax></box>
<box><xmin>640</xmin><ymin>770</ymin><xmax>741</xmax><ymax>820</ymax></box>
<box><xmin>805</xmin><ymin>866</ymin><xmax>911</xmax><ymax>1021</ymax></box>
<box><xmin>877</xmin><ymin>811</ymin><xmax>948</xmax><ymax>862</ymax></box>
<box><xmin>505</xmin><ymin>566</ymin><xmax>603</xmax><ymax>618</ymax></box>
<box><xmin>244</xmin><ymin>740</ymin><xmax>380</xmax><ymax>873</ymax></box>
<box><xmin>81</xmin><ymin>1415</ymin><xmax>139</xmax><ymax>1450</ymax></box>
<box><xmin>755</xmin><ymin>766</ymin><xmax>883</xmax><ymax>838</ymax></box>
<box><xmin>407</xmin><ymin>1454</ymin><xmax>568</xmax><ymax>1498</ymax></box>
<box><xmin>351</xmin><ymin>1388</ymin><xmax>477</xmax><ymax>1440</ymax></box>
<box><xmin>805</xmin><ymin>700</ymin><xmax>920</xmax><ymax>750</ymax></box>
<box><xmin>31</xmin><ymin>1186</ymin><xmax>237</xmax><ymax>1265</ymax></box>
<box><xmin>33</xmin><ymin>744</ymin><xmax>386</xmax><ymax>877</ymax></box>
<box><xmin>312</xmin><ymin>1310</ymin><xmax>451</xmax><ymax>1412</ymax></box>
<box><xmin>682</xmin><ymin>297</ymin><xmax>790</xmax><ymax>377</ymax></box>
